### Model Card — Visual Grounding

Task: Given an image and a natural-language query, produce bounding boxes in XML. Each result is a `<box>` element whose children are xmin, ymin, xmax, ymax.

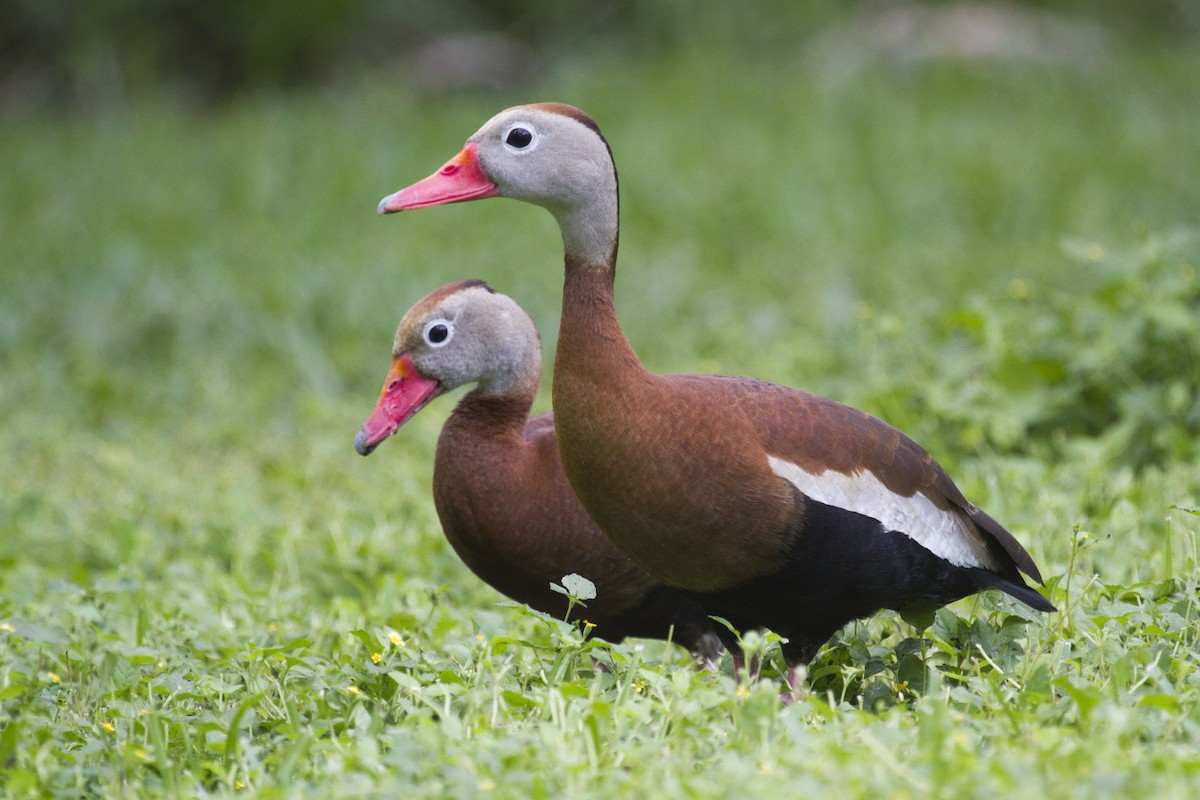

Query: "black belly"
<box><xmin>687</xmin><ymin>496</ymin><xmax>988</xmax><ymax>665</ymax></box>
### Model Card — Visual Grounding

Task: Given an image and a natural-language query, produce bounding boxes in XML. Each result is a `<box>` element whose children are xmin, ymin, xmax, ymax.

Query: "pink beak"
<box><xmin>377</xmin><ymin>143</ymin><xmax>499</xmax><ymax>214</ymax></box>
<box><xmin>355</xmin><ymin>355</ymin><xmax>443</xmax><ymax>456</ymax></box>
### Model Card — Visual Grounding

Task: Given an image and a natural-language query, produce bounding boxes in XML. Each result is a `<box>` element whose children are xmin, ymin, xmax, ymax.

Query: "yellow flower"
<box><xmin>102</xmin><ymin>722</ymin><xmax>115</xmax><ymax>733</ymax></box>
<box><xmin>583</xmin><ymin>620</ymin><xmax>596</xmax><ymax>629</ymax></box>
<box><xmin>347</xmin><ymin>685</ymin><xmax>360</xmax><ymax>695</ymax></box>
<box><xmin>388</xmin><ymin>631</ymin><xmax>404</xmax><ymax>646</ymax></box>
<box><xmin>235</xmin><ymin>780</ymin><xmax>245</xmax><ymax>790</ymax></box>
<box><xmin>48</xmin><ymin>672</ymin><xmax>62</xmax><ymax>684</ymax></box>
<box><xmin>135</xmin><ymin>748</ymin><xmax>148</xmax><ymax>760</ymax></box>
<box><xmin>371</xmin><ymin>652</ymin><xmax>382</xmax><ymax>664</ymax></box>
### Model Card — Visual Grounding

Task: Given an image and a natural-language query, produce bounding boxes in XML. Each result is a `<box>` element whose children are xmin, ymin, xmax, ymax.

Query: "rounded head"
<box><xmin>355</xmin><ymin>280</ymin><xmax>541</xmax><ymax>455</ymax></box>
<box><xmin>465</xmin><ymin>103</ymin><xmax>615</xmax><ymax>213</ymax></box>
<box><xmin>394</xmin><ymin>279</ymin><xmax>540</xmax><ymax>393</ymax></box>
<box><xmin>378</xmin><ymin>103</ymin><xmax>619</xmax><ymax>262</ymax></box>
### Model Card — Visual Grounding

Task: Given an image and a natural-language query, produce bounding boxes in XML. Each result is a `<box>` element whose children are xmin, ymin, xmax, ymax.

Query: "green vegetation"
<box><xmin>2</xmin><ymin>23</ymin><xmax>1199</xmax><ymax>799</ymax></box>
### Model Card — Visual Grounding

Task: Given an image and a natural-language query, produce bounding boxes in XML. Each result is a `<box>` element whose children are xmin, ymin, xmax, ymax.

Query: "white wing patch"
<box><xmin>767</xmin><ymin>455</ymin><xmax>984</xmax><ymax>569</ymax></box>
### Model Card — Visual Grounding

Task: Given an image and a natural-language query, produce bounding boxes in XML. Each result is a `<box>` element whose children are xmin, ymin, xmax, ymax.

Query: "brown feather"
<box><xmin>380</xmin><ymin>102</ymin><xmax>1053</xmax><ymax>668</ymax></box>
<box><xmin>372</xmin><ymin>282</ymin><xmax>721</xmax><ymax>659</ymax></box>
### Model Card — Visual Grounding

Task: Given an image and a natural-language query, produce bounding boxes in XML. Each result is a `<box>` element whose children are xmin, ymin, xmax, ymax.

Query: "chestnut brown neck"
<box><xmin>553</xmin><ymin>254</ymin><xmax>643</xmax><ymax>399</ymax></box>
<box><xmin>449</xmin><ymin>374</ymin><xmax>540</xmax><ymax>442</ymax></box>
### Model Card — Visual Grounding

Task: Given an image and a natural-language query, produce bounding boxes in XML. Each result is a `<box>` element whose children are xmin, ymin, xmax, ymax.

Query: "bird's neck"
<box><xmin>548</xmin><ymin>158</ymin><xmax>632</xmax><ymax>376</ymax></box>
<box><xmin>449</xmin><ymin>380</ymin><xmax>538</xmax><ymax>444</ymax></box>
<box><xmin>554</xmin><ymin>253</ymin><xmax>643</xmax><ymax>395</ymax></box>
<box><xmin>547</xmin><ymin>154</ymin><xmax>620</xmax><ymax>268</ymax></box>
<box><xmin>554</xmin><ymin>204</ymin><xmax>618</xmax><ymax>268</ymax></box>
<box><xmin>549</xmin><ymin>162</ymin><xmax>645</xmax><ymax>443</ymax></box>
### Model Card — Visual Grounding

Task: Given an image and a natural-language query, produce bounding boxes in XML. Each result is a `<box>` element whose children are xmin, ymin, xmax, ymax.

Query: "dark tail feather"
<box><xmin>967</xmin><ymin>506</ymin><xmax>1045</xmax><ymax>583</ymax></box>
<box><xmin>974</xmin><ymin>570</ymin><xmax>1056</xmax><ymax>613</ymax></box>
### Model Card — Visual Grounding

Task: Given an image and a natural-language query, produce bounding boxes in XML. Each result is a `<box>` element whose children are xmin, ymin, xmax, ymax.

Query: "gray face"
<box><xmin>469</xmin><ymin>108</ymin><xmax>610</xmax><ymax>209</ymax></box>
<box><xmin>397</xmin><ymin>285</ymin><xmax>541</xmax><ymax>395</ymax></box>
<box><xmin>467</xmin><ymin>106</ymin><xmax>619</xmax><ymax>262</ymax></box>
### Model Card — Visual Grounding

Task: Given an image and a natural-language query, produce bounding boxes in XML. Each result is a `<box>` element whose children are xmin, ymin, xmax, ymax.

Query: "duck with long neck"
<box><xmin>378</xmin><ymin>103</ymin><xmax>1054</xmax><ymax>670</ymax></box>
<box><xmin>355</xmin><ymin>279</ymin><xmax>722</xmax><ymax>662</ymax></box>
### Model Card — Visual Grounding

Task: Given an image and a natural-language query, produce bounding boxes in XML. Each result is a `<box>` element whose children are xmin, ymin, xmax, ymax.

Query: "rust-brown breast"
<box><xmin>434</xmin><ymin>398</ymin><xmax>664</xmax><ymax>622</ymax></box>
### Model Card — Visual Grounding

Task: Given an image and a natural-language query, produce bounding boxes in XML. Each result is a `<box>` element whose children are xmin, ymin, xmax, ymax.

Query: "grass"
<box><xmin>3</xmin><ymin>25</ymin><xmax>1200</xmax><ymax>799</ymax></box>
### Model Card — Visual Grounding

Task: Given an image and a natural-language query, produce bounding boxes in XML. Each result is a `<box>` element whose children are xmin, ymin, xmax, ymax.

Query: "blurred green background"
<box><xmin>3</xmin><ymin>2</ymin><xmax>1200</xmax><ymax>795</ymax></box>
<box><xmin>4</xmin><ymin>0</ymin><xmax>1199</xmax><ymax>103</ymax></box>
<box><xmin>3</xmin><ymin>0</ymin><xmax>1199</xmax><ymax>583</ymax></box>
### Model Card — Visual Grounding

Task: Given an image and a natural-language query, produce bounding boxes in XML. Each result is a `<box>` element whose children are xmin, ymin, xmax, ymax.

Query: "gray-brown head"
<box><xmin>355</xmin><ymin>280</ymin><xmax>542</xmax><ymax>456</ymax></box>
<box><xmin>377</xmin><ymin>103</ymin><xmax>619</xmax><ymax>264</ymax></box>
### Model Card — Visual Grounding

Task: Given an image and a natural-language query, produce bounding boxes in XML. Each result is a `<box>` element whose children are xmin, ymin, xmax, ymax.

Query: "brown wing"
<box><xmin>679</xmin><ymin>374</ymin><xmax>1043</xmax><ymax>582</ymax></box>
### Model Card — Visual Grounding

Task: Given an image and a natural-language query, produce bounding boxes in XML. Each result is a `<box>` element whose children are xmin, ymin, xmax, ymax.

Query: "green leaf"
<box><xmin>1137</xmin><ymin>693</ymin><xmax>1181</xmax><ymax>712</ymax></box>
<box><xmin>501</xmin><ymin>690</ymin><xmax>541</xmax><ymax>709</ymax></box>
<box><xmin>224</xmin><ymin>691</ymin><xmax>266</xmax><ymax>762</ymax></box>
<box><xmin>1053</xmin><ymin>677</ymin><xmax>1103</xmax><ymax>721</ymax></box>
<box><xmin>0</xmin><ymin>718</ymin><xmax>20</xmax><ymax>765</ymax></box>
<box><xmin>898</xmin><ymin>601</ymin><xmax>938</xmax><ymax>632</ymax></box>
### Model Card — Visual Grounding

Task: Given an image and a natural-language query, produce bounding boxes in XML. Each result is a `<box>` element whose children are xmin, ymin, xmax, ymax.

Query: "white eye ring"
<box><xmin>502</xmin><ymin>123</ymin><xmax>539</xmax><ymax>153</ymax></box>
<box><xmin>423</xmin><ymin>318</ymin><xmax>454</xmax><ymax>347</ymax></box>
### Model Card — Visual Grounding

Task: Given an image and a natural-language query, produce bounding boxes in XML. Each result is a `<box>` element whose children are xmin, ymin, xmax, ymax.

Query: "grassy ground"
<box><xmin>2</xmin><ymin>27</ymin><xmax>1200</xmax><ymax>799</ymax></box>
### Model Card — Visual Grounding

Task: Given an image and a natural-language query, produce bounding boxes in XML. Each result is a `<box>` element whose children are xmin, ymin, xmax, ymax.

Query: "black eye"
<box><xmin>423</xmin><ymin>318</ymin><xmax>453</xmax><ymax>346</ymax></box>
<box><xmin>505</xmin><ymin>127</ymin><xmax>533</xmax><ymax>148</ymax></box>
